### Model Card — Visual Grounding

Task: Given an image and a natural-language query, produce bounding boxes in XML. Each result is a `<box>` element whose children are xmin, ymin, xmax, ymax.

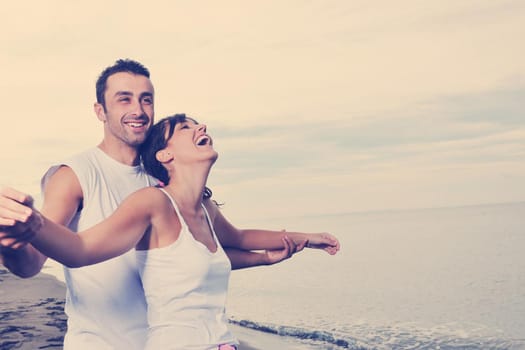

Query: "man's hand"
<box><xmin>263</xmin><ymin>235</ymin><xmax>308</xmax><ymax>265</ymax></box>
<box><xmin>0</xmin><ymin>186</ymin><xmax>42</xmax><ymax>250</ymax></box>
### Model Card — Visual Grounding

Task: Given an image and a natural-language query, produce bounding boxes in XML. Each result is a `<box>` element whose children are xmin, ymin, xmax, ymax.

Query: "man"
<box><xmin>0</xmin><ymin>59</ymin><xmax>309</xmax><ymax>349</ymax></box>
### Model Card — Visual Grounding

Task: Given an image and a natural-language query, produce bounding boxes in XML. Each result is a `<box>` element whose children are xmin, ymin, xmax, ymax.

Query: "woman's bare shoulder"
<box><xmin>124</xmin><ymin>186</ymin><xmax>169</xmax><ymax>209</ymax></box>
<box><xmin>203</xmin><ymin>197</ymin><xmax>221</xmax><ymax>220</ymax></box>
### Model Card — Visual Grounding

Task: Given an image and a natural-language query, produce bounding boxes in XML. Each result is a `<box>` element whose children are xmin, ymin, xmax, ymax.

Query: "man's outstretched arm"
<box><xmin>0</xmin><ymin>166</ymin><xmax>82</xmax><ymax>277</ymax></box>
<box><xmin>225</xmin><ymin>235</ymin><xmax>307</xmax><ymax>270</ymax></box>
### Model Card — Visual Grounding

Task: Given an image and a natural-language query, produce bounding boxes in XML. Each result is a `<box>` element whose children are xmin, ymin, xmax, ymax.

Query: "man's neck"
<box><xmin>97</xmin><ymin>141</ymin><xmax>141</xmax><ymax>166</ymax></box>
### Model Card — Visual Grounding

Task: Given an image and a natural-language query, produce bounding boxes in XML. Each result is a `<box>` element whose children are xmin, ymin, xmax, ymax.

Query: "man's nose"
<box><xmin>130</xmin><ymin>99</ymin><xmax>145</xmax><ymax>116</ymax></box>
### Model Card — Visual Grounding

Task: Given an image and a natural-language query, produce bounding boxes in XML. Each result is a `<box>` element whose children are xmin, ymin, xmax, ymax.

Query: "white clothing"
<box><xmin>136</xmin><ymin>188</ymin><xmax>238</xmax><ymax>350</ymax></box>
<box><xmin>41</xmin><ymin>147</ymin><xmax>156</xmax><ymax>350</ymax></box>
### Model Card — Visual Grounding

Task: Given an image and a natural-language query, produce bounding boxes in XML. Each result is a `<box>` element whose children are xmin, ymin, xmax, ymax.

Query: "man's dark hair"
<box><xmin>95</xmin><ymin>59</ymin><xmax>150</xmax><ymax>109</ymax></box>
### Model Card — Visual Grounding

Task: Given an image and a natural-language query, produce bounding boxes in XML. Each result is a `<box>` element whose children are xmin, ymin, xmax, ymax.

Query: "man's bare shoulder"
<box><xmin>47</xmin><ymin>165</ymin><xmax>77</xmax><ymax>181</ymax></box>
<box><xmin>41</xmin><ymin>165</ymin><xmax>83</xmax><ymax>224</ymax></box>
<box><xmin>44</xmin><ymin>166</ymin><xmax>82</xmax><ymax>198</ymax></box>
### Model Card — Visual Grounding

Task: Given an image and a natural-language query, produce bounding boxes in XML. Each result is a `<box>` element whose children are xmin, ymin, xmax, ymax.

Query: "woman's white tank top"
<box><xmin>136</xmin><ymin>188</ymin><xmax>238</xmax><ymax>350</ymax></box>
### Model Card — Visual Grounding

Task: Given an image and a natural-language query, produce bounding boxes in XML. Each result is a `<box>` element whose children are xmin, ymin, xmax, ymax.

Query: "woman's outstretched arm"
<box><xmin>205</xmin><ymin>200</ymin><xmax>340</xmax><ymax>255</ymax></box>
<box><xmin>14</xmin><ymin>188</ymin><xmax>157</xmax><ymax>268</ymax></box>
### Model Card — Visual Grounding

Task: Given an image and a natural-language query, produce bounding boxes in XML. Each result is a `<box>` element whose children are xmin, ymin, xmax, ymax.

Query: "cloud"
<box><xmin>207</xmin><ymin>80</ymin><xmax>525</xmax><ymax>218</ymax></box>
<box><xmin>1</xmin><ymin>0</ymin><xmax>524</xmax><ymax>218</ymax></box>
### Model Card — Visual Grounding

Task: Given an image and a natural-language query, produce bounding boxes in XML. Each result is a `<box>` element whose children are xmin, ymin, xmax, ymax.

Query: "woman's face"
<box><xmin>164</xmin><ymin>118</ymin><xmax>218</xmax><ymax>164</ymax></box>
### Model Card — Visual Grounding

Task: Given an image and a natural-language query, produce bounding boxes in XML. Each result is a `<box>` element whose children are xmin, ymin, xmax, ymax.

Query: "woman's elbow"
<box><xmin>62</xmin><ymin>256</ymin><xmax>91</xmax><ymax>268</ymax></box>
<box><xmin>63</xmin><ymin>260</ymin><xmax>82</xmax><ymax>268</ymax></box>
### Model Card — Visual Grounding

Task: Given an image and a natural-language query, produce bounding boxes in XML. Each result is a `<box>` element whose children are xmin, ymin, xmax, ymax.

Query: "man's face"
<box><xmin>96</xmin><ymin>72</ymin><xmax>155</xmax><ymax>147</ymax></box>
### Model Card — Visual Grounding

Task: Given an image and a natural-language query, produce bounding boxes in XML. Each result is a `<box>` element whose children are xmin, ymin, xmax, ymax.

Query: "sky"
<box><xmin>1</xmin><ymin>0</ymin><xmax>524</xmax><ymax>224</ymax></box>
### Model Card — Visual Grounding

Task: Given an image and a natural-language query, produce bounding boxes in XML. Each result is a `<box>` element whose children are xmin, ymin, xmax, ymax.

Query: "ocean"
<box><xmin>43</xmin><ymin>202</ymin><xmax>525</xmax><ymax>349</ymax></box>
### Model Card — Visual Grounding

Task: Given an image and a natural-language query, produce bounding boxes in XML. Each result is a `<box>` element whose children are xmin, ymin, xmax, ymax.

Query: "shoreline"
<box><xmin>0</xmin><ymin>268</ymin><xmax>305</xmax><ymax>350</ymax></box>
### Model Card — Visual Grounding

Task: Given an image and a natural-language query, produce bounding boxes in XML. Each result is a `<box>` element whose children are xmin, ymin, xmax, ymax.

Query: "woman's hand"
<box><xmin>304</xmin><ymin>232</ymin><xmax>340</xmax><ymax>255</ymax></box>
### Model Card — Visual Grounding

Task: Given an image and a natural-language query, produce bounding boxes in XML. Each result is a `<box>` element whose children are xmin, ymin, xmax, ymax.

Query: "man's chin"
<box><xmin>127</xmin><ymin>136</ymin><xmax>147</xmax><ymax>148</ymax></box>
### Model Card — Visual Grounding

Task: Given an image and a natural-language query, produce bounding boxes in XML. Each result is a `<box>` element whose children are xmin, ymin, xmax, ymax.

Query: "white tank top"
<box><xmin>136</xmin><ymin>188</ymin><xmax>238</xmax><ymax>350</ymax></box>
<box><xmin>41</xmin><ymin>147</ymin><xmax>156</xmax><ymax>350</ymax></box>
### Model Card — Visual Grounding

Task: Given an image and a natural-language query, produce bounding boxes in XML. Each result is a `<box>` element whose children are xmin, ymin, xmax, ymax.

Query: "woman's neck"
<box><xmin>164</xmin><ymin>164</ymin><xmax>211</xmax><ymax>213</ymax></box>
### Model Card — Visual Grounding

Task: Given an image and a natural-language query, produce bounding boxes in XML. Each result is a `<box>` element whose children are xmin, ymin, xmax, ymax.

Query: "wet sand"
<box><xmin>0</xmin><ymin>268</ymin><xmax>66</xmax><ymax>350</ymax></box>
<box><xmin>0</xmin><ymin>268</ymin><xmax>280</xmax><ymax>350</ymax></box>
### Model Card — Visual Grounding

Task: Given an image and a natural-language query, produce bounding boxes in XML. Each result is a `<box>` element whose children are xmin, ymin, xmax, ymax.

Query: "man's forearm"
<box><xmin>1</xmin><ymin>244</ymin><xmax>47</xmax><ymax>278</ymax></box>
<box><xmin>224</xmin><ymin>248</ymin><xmax>269</xmax><ymax>270</ymax></box>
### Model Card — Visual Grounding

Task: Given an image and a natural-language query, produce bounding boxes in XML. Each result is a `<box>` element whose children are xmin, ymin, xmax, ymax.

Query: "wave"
<box><xmin>228</xmin><ymin>318</ymin><xmax>525</xmax><ymax>350</ymax></box>
<box><xmin>229</xmin><ymin>318</ymin><xmax>364</xmax><ymax>349</ymax></box>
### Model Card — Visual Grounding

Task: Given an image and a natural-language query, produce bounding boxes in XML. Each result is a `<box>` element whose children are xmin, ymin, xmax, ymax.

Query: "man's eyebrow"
<box><xmin>114</xmin><ymin>91</ymin><xmax>133</xmax><ymax>97</ymax></box>
<box><xmin>140</xmin><ymin>92</ymin><xmax>154</xmax><ymax>99</ymax></box>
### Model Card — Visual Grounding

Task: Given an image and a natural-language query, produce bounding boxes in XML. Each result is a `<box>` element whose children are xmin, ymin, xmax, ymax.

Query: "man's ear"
<box><xmin>156</xmin><ymin>150</ymin><xmax>173</xmax><ymax>163</ymax></box>
<box><xmin>94</xmin><ymin>103</ymin><xmax>106</xmax><ymax>122</ymax></box>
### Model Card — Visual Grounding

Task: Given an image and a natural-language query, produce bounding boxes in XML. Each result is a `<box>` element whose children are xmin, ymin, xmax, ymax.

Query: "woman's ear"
<box><xmin>156</xmin><ymin>149</ymin><xmax>173</xmax><ymax>163</ymax></box>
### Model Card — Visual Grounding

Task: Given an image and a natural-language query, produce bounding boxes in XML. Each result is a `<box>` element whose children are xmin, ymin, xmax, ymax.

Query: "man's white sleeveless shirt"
<box><xmin>41</xmin><ymin>147</ymin><xmax>155</xmax><ymax>350</ymax></box>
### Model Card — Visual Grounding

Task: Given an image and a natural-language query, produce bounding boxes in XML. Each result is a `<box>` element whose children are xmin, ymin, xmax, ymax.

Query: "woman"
<box><xmin>19</xmin><ymin>114</ymin><xmax>340</xmax><ymax>350</ymax></box>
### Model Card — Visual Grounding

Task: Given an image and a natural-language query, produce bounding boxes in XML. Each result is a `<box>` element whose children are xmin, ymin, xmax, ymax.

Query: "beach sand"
<box><xmin>0</xmin><ymin>268</ymin><xmax>308</xmax><ymax>350</ymax></box>
<box><xmin>0</xmin><ymin>268</ymin><xmax>66</xmax><ymax>350</ymax></box>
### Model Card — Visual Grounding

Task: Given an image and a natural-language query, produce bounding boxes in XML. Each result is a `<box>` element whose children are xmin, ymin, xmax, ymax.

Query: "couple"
<box><xmin>0</xmin><ymin>59</ymin><xmax>340</xmax><ymax>350</ymax></box>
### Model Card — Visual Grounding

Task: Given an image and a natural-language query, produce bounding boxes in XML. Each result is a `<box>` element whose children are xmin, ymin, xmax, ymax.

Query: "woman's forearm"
<box><xmin>235</xmin><ymin>229</ymin><xmax>307</xmax><ymax>250</ymax></box>
<box><xmin>233</xmin><ymin>229</ymin><xmax>340</xmax><ymax>255</ymax></box>
<box><xmin>31</xmin><ymin>215</ymin><xmax>89</xmax><ymax>268</ymax></box>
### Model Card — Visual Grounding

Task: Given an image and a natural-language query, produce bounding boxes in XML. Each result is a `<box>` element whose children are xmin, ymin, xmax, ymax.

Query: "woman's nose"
<box><xmin>197</xmin><ymin>124</ymin><xmax>207</xmax><ymax>132</ymax></box>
